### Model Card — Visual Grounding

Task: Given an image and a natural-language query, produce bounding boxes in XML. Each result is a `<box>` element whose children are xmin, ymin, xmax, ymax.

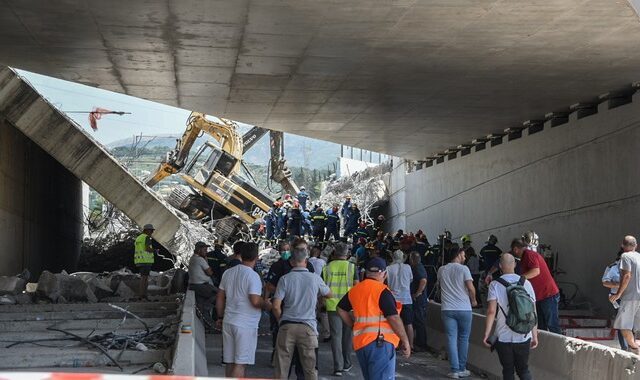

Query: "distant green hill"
<box><xmin>107</xmin><ymin>132</ymin><xmax>340</xmax><ymax>169</ymax></box>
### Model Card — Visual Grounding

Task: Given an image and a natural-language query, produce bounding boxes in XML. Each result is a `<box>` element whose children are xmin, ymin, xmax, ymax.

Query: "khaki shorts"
<box><xmin>222</xmin><ymin>323</ymin><xmax>258</xmax><ymax>365</ymax></box>
<box><xmin>614</xmin><ymin>300</ymin><xmax>640</xmax><ymax>330</ymax></box>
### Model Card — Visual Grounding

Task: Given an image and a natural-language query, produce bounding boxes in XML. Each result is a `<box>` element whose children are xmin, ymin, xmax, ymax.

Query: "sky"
<box><xmin>13</xmin><ymin>68</ymin><xmax>386</xmax><ymax>169</ymax></box>
<box><xmin>16</xmin><ymin>69</ymin><xmax>242</xmax><ymax>147</ymax></box>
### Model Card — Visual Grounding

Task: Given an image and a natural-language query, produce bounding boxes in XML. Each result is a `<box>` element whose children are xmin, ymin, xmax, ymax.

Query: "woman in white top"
<box><xmin>387</xmin><ymin>250</ymin><xmax>414</xmax><ymax>347</ymax></box>
<box><xmin>437</xmin><ymin>246</ymin><xmax>478</xmax><ymax>379</ymax></box>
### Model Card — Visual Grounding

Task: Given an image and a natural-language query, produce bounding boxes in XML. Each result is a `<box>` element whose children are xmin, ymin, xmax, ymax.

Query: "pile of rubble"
<box><xmin>319</xmin><ymin>161</ymin><xmax>392</xmax><ymax>223</ymax></box>
<box><xmin>0</xmin><ymin>268</ymin><xmax>184</xmax><ymax>305</ymax></box>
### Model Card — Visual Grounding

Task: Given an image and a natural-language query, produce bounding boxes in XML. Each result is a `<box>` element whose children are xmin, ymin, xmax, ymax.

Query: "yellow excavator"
<box><xmin>145</xmin><ymin>112</ymin><xmax>299</xmax><ymax>240</ymax></box>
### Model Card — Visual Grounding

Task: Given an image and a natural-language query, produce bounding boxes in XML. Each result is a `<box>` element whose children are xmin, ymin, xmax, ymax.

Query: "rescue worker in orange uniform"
<box><xmin>337</xmin><ymin>257</ymin><xmax>411</xmax><ymax>379</ymax></box>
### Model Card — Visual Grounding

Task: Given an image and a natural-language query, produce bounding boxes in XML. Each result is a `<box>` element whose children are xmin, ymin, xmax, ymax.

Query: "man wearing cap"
<box><xmin>134</xmin><ymin>224</ymin><xmax>156</xmax><ymax>299</ymax></box>
<box><xmin>337</xmin><ymin>257</ymin><xmax>411</xmax><ymax>380</ymax></box>
<box><xmin>189</xmin><ymin>241</ymin><xmax>216</xmax><ymax>328</ymax></box>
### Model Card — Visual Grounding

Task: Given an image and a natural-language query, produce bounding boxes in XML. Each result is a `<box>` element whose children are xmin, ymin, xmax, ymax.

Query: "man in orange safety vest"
<box><xmin>337</xmin><ymin>257</ymin><xmax>410</xmax><ymax>379</ymax></box>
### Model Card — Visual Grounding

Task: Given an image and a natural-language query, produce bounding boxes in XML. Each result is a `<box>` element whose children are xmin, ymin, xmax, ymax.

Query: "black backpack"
<box><xmin>495</xmin><ymin>276</ymin><xmax>537</xmax><ymax>334</ymax></box>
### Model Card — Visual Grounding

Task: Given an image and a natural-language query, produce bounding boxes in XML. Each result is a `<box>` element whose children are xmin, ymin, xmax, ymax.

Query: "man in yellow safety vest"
<box><xmin>134</xmin><ymin>223</ymin><xmax>155</xmax><ymax>298</ymax></box>
<box><xmin>322</xmin><ymin>242</ymin><xmax>359</xmax><ymax>376</ymax></box>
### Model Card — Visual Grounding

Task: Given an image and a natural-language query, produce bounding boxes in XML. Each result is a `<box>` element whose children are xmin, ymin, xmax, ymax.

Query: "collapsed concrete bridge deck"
<box><xmin>0</xmin><ymin>67</ymin><xmax>183</xmax><ymax>276</ymax></box>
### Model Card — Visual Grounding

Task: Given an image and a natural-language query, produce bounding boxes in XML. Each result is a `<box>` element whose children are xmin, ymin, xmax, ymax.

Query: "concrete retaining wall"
<box><xmin>0</xmin><ymin>118</ymin><xmax>83</xmax><ymax>277</ymax></box>
<box><xmin>171</xmin><ymin>290</ymin><xmax>208</xmax><ymax>376</ymax></box>
<box><xmin>396</xmin><ymin>93</ymin><xmax>640</xmax><ymax>312</ymax></box>
<box><xmin>426</xmin><ymin>302</ymin><xmax>640</xmax><ymax>379</ymax></box>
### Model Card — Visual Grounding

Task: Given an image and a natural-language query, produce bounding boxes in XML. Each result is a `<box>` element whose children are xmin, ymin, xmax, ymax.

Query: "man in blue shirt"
<box><xmin>297</xmin><ymin>186</ymin><xmax>309</xmax><ymax>211</ymax></box>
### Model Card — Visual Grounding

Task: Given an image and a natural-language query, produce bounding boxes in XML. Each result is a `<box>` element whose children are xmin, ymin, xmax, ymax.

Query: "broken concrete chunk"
<box><xmin>0</xmin><ymin>294</ymin><xmax>16</xmax><ymax>305</ymax></box>
<box><xmin>115</xmin><ymin>281</ymin><xmax>136</xmax><ymax>301</ymax></box>
<box><xmin>147</xmin><ymin>285</ymin><xmax>168</xmax><ymax>297</ymax></box>
<box><xmin>86</xmin><ymin>287</ymin><xmax>98</xmax><ymax>303</ymax></box>
<box><xmin>36</xmin><ymin>270</ymin><xmax>94</xmax><ymax>302</ymax></box>
<box><xmin>0</xmin><ymin>276</ymin><xmax>27</xmax><ymax>295</ymax></box>
<box><xmin>36</xmin><ymin>271</ymin><xmax>60</xmax><ymax>301</ymax></box>
<box><xmin>14</xmin><ymin>292</ymin><xmax>33</xmax><ymax>304</ymax></box>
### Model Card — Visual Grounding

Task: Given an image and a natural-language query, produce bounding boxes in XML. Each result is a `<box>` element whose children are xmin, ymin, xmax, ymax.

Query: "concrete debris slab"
<box><xmin>14</xmin><ymin>293</ymin><xmax>32</xmax><ymax>304</ymax></box>
<box><xmin>115</xmin><ymin>281</ymin><xmax>137</xmax><ymax>301</ymax></box>
<box><xmin>36</xmin><ymin>270</ymin><xmax>96</xmax><ymax>303</ymax></box>
<box><xmin>320</xmin><ymin>162</ymin><xmax>391</xmax><ymax>223</ymax></box>
<box><xmin>0</xmin><ymin>276</ymin><xmax>26</xmax><ymax>295</ymax></box>
<box><xmin>0</xmin><ymin>295</ymin><xmax>16</xmax><ymax>305</ymax></box>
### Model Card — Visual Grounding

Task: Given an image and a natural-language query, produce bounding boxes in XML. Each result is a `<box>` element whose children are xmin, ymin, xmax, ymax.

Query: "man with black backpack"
<box><xmin>483</xmin><ymin>253</ymin><xmax>538</xmax><ymax>380</ymax></box>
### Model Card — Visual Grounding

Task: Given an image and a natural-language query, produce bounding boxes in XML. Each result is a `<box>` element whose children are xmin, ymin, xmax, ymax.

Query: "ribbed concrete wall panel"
<box><xmin>394</xmin><ymin>94</ymin><xmax>640</xmax><ymax>312</ymax></box>
<box><xmin>0</xmin><ymin>66</ymin><xmax>181</xmax><ymax>249</ymax></box>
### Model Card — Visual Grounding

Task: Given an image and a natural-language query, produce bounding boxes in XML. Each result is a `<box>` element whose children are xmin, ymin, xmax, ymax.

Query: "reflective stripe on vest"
<box><xmin>324</xmin><ymin>260</ymin><xmax>355</xmax><ymax>312</ymax></box>
<box><xmin>352</xmin><ymin>327</ymin><xmax>396</xmax><ymax>336</ymax></box>
<box><xmin>134</xmin><ymin>233</ymin><xmax>154</xmax><ymax>265</ymax></box>
<box><xmin>348</xmin><ymin>279</ymin><xmax>401</xmax><ymax>351</ymax></box>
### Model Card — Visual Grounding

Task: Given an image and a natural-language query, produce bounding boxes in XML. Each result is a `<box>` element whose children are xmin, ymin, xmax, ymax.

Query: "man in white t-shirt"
<box><xmin>215</xmin><ymin>242</ymin><xmax>272</xmax><ymax>378</ymax></box>
<box><xmin>387</xmin><ymin>250</ymin><xmax>414</xmax><ymax>347</ymax></box>
<box><xmin>609</xmin><ymin>235</ymin><xmax>640</xmax><ymax>354</ymax></box>
<box><xmin>308</xmin><ymin>245</ymin><xmax>326</xmax><ymax>276</ymax></box>
<box><xmin>483</xmin><ymin>253</ymin><xmax>538</xmax><ymax>380</ymax></box>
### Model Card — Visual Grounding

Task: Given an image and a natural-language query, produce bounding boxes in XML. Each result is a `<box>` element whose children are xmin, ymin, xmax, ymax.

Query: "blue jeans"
<box><xmin>441</xmin><ymin>310</ymin><xmax>472</xmax><ymax>372</ymax></box>
<box><xmin>535</xmin><ymin>293</ymin><xmax>562</xmax><ymax>334</ymax></box>
<box><xmin>355</xmin><ymin>340</ymin><xmax>396</xmax><ymax>380</ymax></box>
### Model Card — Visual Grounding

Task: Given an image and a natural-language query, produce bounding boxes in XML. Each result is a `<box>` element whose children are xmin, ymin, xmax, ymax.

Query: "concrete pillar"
<box><xmin>0</xmin><ymin>117</ymin><xmax>83</xmax><ymax>277</ymax></box>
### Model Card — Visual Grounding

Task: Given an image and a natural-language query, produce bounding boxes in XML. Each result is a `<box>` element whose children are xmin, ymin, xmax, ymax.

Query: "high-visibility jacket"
<box><xmin>323</xmin><ymin>260</ymin><xmax>356</xmax><ymax>311</ymax></box>
<box><xmin>312</xmin><ymin>212</ymin><xmax>327</xmax><ymax>228</ymax></box>
<box><xmin>134</xmin><ymin>233</ymin><xmax>154</xmax><ymax>265</ymax></box>
<box><xmin>348</xmin><ymin>279</ymin><xmax>401</xmax><ymax>351</ymax></box>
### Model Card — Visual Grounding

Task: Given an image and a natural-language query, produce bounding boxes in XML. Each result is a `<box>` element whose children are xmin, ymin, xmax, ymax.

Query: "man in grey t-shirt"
<box><xmin>273</xmin><ymin>246</ymin><xmax>331</xmax><ymax>380</ymax></box>
<box><xmin>610</xmin><ymin>236</ymin><xmax>640</xmax><ymax>353</ymax></box>
<box><xmin>188</xmin><ymin>241</ymin><xmax>215</xmax><ymax>328</ymax></box>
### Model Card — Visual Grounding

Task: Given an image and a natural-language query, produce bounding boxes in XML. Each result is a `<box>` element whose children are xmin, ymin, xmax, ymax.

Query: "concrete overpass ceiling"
<box><xmin>1</xmin><ymin>0</ymin><xmax>640</xmax><ymax>159</ymax></box>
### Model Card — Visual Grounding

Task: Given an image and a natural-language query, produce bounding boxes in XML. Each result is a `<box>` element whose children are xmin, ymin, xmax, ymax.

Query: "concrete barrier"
<box><xmin>171</xmin><ymin>290</ymin><xmax>208</xmax><ymax>376</ymax></box>
<box><xmin>426</xmin><ymin>302</ymin><xmax>640</xmax><ymax>379</ymax></box>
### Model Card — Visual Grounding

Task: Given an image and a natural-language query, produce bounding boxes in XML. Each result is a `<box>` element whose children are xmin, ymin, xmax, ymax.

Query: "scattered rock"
<box><xmin>170</xmin><ymin>269</ymin><xmax>188</xmax><ymax>294</ymax></box>
<box><xmin>147</xmin><ymin>285</ymin><xmax>168</xmax><ymax>297</ymax></box>
<box><xmin>36</xmin><ymin>270</ymin><xmax>95</xmax><ymax>302</ymax></box>
<box><xmin>115</xmin><ymin>281</ymin><xmax>136</xmax><ymax>301</ymax></box>
<box><xmin>0</xmin><ymin>294</ymin><xmax>16</xmax><ymax>305</ymax></box>
<box><xmin>0</xmin><ymin>275</ymin><xmax>27</xmax><ymax>295</ymax></box>
<box><xmin>14</xmin><ymin>292</ymin><xmax>33</xmax><ymax>304</ymax></box>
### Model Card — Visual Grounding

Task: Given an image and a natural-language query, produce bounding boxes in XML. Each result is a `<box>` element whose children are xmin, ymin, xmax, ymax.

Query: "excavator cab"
<box><xmin>185</xmin><ymin>142</ymin><xmax>238</xmax><ymax>185</ymax></box>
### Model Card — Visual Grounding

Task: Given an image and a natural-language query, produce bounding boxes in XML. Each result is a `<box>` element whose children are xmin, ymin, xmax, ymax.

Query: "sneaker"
<box><xmin>458</xmin><ymin>370</ymin><xmax>471</xmax><ymax>377</ymax></box>
<box><xmin>446</xmin><ymin>373</ymin><xmax>459</xmax><ymax>379</ymax></box>
<box><xmin>332</xmin><ymin>371</ymin><xmax>343</xmax><ymax>377</ymax></box>
<box><xmin>343</xmin><ymin>364</ymin><xmax>353</xmax><ymax>372</ymax></box>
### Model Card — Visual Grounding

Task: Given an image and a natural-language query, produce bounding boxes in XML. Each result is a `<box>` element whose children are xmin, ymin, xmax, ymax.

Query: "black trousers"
<box><xmin>495</xmin><ymin>340</ymin><xmax>532</xmax><ymax>380</ymax></box>
<box><xmin>413</xmin><ymin>302</ymin><xmax>427</xmax><ymax>348</ymax></box>
<box><xmin>189</xmin><ymin>283</ymin><xmax>216</xmax><ymax>327</ymax></box>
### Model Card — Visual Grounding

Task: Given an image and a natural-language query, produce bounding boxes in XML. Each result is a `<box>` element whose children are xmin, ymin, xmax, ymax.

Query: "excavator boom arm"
<box><xmin>145</xmin><ymin>112</ymin><xmax>243</xmax><ymax>187</ymax></box>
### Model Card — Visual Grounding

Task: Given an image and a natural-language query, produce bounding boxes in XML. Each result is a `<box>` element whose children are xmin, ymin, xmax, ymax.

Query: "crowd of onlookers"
<box><xmin>131</xmin><ymin>192</ymin><xmax>640</xmax><ymax>379</ymax></box>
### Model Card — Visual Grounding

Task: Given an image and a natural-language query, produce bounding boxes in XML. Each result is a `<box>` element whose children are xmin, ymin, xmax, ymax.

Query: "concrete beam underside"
<box><xmin>2</xmin><ymin>1</ymin><xmax>640</xmax><ymax>159</ymax></box>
